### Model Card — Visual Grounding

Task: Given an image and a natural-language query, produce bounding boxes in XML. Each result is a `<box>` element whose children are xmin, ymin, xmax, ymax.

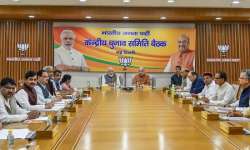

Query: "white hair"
<box><xmin>43</xmin><ymin>66</ymin><xmax>54</xmax><ymax>71</ymax></box>
<box><xmin>60</xmin><ymin>30</ymin><xmax>76</xmax><ymax>40</ymax></box>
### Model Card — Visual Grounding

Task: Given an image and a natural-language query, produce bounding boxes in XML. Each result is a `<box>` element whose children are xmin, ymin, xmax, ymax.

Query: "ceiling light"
<box><xmin>123</xmin><ymin>0</ymin><xmax>131</xmax><ymax>3</ymax></box>
<box><xmin>80</xmin><ymin>0</ymin><xmax>87</xmax><ymax>2</ymax></box>
<box><xmin>232</xmin><ymin>0</ymin><xmax>240</xmax><ymax>4</ymax></box>
<box><xmin>28</xmin><ymin>15</ymin><xmax>35</xmax><ymax>19</ymax></box>
<box><xmin>215</xmin><ymin>17</ymin><xmax>222</xmax><ymax>20</ymax></box>
<box><xmin>160</xmin><ymin>16</ymin><xmax>167</xmax><ymax>20</ymax></box>
<box><xmin>12</xmin><ymin>0</ymin><xmax>20</xmax><ymax>2</ymax></box>
<box><xmin>168</xmin><ymin>0</ymin><xmax>176</xmax><ymax>3</ymax></box>
<box><xmin>85</xmin><ymin>16</ymin><xmax>92</xmax><ymax>19</ymax></box>
<box><xmin>123</xmin><ymin>16</ymin><xmax>129</xmax><ymax>20</ymax></box>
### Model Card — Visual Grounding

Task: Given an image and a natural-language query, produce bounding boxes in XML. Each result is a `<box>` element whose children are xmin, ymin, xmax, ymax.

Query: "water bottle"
<box><xmin>7</xmin><ymin>129</ymin><xmax>14</xmax><ymax>150</ymax></box>
<box><xmin>27</xmin><ymin>139</ymin><xmax>37</xmax><ymax>150</ymax></box>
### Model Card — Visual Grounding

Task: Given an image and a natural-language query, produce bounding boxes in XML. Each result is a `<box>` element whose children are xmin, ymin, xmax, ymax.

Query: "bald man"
<box><xmin>132</xmin><ymin>67</ymin><xmax>150</xmax><ymax>86</ymax></box>
<box><xmin>102</xmin><ymin>67</ymin><xmax>121</xmax><ymax>87</ymax></box>
<box><xmin>54</xmin><ymin>30</ymin><xmax>89</xmax><ymax>72</ymax></box>
<box><xmin>164</xmin><ymin>34</ymin><xmax>195</xmax><ymax>72</ymax></box>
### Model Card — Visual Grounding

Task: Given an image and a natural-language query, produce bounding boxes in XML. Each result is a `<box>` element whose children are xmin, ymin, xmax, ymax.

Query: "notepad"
<box><xmin>0</xmin><ymin>129</ymin><xmax>31</xmax><ymax>139</ymax></box>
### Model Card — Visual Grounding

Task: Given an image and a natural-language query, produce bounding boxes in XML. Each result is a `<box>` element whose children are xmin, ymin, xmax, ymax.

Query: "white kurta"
<box><xmin>34</xmin><ymin>84</ymin><xmax>52</xmax><ymax>104</ymax></box>
<box><xmin>54</xmin><ymin>46</ymin><xmax>87</xmax><ymax>68</ymax></box>
<box><xmin>0</xmin><ymin>92</ymin><xmax>28</xmax><ymax>123</ymax></box>
<box><xmin>198</xmin><ymin>81</ymin><xmax>217</xmax><ymax>100</ymax></box>
<box><xmin>14</xmin><ymin>89</ymin><xmax>45</xmax><ymax>111</ymax></box>
<box><xmin>209</xmin><ymin>82</ymin><xmax>235</xmax><ymax>106</ymax></box>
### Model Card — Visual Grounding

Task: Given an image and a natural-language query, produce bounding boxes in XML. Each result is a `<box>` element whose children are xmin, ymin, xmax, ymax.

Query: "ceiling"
<box><xmin>1</xmin><ymin>0</ymin><xmax>250</xmax><ymax>8</ymax></box>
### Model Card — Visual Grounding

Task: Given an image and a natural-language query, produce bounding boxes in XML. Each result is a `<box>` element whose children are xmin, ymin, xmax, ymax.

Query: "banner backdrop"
<box><xmin>53</xmin><ymin>23</ymin><xmax>196</xmax><ymax>72</ymax></box>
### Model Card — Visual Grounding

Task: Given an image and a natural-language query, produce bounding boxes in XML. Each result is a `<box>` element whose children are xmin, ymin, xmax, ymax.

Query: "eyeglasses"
<box><xmin>214</xmin><ymin>77</ymin><xmax>221</xmax><ymax>80</ymax></box>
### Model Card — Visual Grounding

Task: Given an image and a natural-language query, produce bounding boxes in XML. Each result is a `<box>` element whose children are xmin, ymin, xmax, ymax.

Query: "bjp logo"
<box><xmin>17</xmin><ymin>43</ymin><xmax>29</xmax><ymax>55</ymax></box>
<box><xmin>119</xmin><ymin>56</ymin><xmax>133</xmax><ymax>67</ymax></box>
<box><xmin>218</xmin><ymin>44</ymin><xmax>230</xmax><ymax>56</ymax></box>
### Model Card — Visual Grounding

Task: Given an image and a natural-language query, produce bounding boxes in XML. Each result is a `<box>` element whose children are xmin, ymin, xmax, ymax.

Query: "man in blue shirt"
<box><xmin>170</xmin><ymin>66</ymin><xmax>182</xmax><ymax>87</ymax></box>
<box><xmin>188</xmin><ymin>71</ymin><xmax>205</xmax><ymax>94</ymax></box>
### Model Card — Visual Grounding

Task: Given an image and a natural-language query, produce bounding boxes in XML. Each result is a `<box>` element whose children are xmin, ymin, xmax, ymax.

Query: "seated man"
<box><xmin>43</xmin><ymin>66</ymin><xmax>58</xmax><ymax>96</ymax></box>
<box><xmin>194</xmin><ymin>72</ymin><xmax>217</xmax><ymax>101</ymax></box>
<box><xmin>227</xmin><ymin>69</ymin><xmax>250</xmax><ymax>117</ymax></box>
<box><xmin>101</xmin><ymin>67</ymin><xmax>120</xmax><ymax>87</ymax></box>
<box><xmin>0</xmin><ymin>77</ymin><xmax>39</xmax><ymax>123</ymax></box>
<box><xmin>206</xmin><ymin>71</ymin><xmax>235</xmax><ymax>106</ymax></box>
<box><xmin>132</xmin><ymin>67</ymin><xmax>150</xmax><ymax>87</ymax></box>
<box><xmin>170</xmin><ymin>66</ymin><xmax>182</xmax><ymax>88</ymax></box>
<box><xmin>15</xmin><ymin>71</ymin><xmax>53</xmax><ymax>111</ymax></box>
<box><xmin>188</xmin><ymin>71</ymin><xmax>205</xmax><ymax>94</ymax></box>
<box><xmin>53</xmin><ymin>69</ymin><xmax>62</xmax><ymax>91</ymax></box>
<box><xmin>35</xmin><ymin>70</ymin><xmax>53</xmax><ymax>104</ymax></box>
<box><xmin>180</xmin><ymin>68</ymin><xmax>192</xmax><ymax>91</ymax></box>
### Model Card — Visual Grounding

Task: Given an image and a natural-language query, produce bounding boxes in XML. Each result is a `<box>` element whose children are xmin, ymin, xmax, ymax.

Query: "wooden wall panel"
<box><xmin>0</xmin><ymin>20</ymin><xmax>53</xmax><ymax>82</ymax></box>
<box><xmin>196</xmin><ymin>23</ymin><xmax>250</xmax><ymax>83</ymax></box>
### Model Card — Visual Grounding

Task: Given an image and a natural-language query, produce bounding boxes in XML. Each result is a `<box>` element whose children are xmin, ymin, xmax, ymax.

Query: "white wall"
<box><xmin>63</xmin><ymin>72</ymin><xmax>173</xmax><ymax>88</ymax></box>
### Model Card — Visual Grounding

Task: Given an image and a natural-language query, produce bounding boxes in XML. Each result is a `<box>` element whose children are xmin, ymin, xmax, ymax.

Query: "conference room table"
<box><xmin>1</xmin><ymin>89</ymin><xmax>250</xmax><ymax>150</ymax></box>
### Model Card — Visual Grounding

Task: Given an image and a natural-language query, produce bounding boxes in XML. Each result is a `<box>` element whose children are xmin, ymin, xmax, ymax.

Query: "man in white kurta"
<box><xmin>15</xmin><ymin>71</ymin><xmax>49</xmax><ymax>111</ymax></box>
<box><xmin>54</xmin><ymin>30</ymin><xmax>89</xmax><ymax>71</ymax></box>
<box><xmin>0</xmin><ymin>77</ymin><xmax>39</xmax><ymax>123</ymax></box>
<box><xmin>209</xmin><ymin>72</ymin><xmax>235</xmax><ymax>106</ymax></box>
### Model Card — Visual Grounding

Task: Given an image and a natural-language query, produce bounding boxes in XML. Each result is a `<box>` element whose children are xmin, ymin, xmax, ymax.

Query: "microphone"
<box><xmin>118</xmin><ymin>56</ymin><xmax>133</xmax><ymax>91</ymax></box>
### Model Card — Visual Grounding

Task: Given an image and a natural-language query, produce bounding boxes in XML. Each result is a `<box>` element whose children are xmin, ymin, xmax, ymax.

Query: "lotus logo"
<box><xmin>17</xmin><ymin>43</ymin><xmax>29</xmax><ymax>52</ymax></box>
<box><xmin>218</xmin><ymin>44</ymin><xmax>230</xmax><ymax>56</ymax></box>
<box><xmin>118</xmin><ymin>56</ymin><xmax>133</xmax><ymax>67</ymax></box>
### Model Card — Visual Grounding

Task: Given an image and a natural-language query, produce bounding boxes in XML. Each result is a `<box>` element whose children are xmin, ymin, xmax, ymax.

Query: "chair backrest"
<box><xmin>232</xmin><ymin>84</ymin><xmax>241</xmax><ymax>100</ymax></box>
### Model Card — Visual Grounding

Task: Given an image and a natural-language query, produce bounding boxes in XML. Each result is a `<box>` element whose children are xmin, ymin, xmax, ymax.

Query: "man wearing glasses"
<box><xmin>228</xmin><ymin>69</ymin><xmax>250</xmax><ymax>117</ymax></box>
<box><xmin>164</xmin><ymin>34</ymin><xmax>195</xmax><ymax>72</ymax></box>
<box><xmin>34</xmin><ymin>70</ymin><xmax>54</xmax><ymax>106</ymax></box>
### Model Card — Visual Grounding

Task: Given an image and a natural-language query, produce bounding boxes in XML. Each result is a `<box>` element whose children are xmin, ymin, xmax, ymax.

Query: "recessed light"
<box><xmin>160</xmin><ymin>16</ymin><xmax>167</xmax><ymax>20</ymax></box>
<box><xmin>28</xmin><ymin>15</ymin><xmax>35</xmax><ymax>19</ymax></box>
<box><xmin>123</xmin><ymin>0</ymin><xmax>131</xmax><ymax>3</ymax></box>
<box><xmin>123</xmin><ymin>16</ymin><xmax>129</xmax><ymax>19</ymax></box>
<box><xmin>215</xmin><ymin>17</ymin><xmax>222</xmax><ymax>20</ymax></box>
<box><xmin>85</xmin><ymin>16</ymin><xmax>92</xmax><ymax>19</ymax></box>
<box><xmin>232</xmin><ymin>0</ymin><xmax>240</xmax><ymax>4</ymax></box>
<box><xmin>80</xmin><ymin>0</ymin><xmax>87</xmax><ymax>2</ymax></box>
<box><xmin>168</xmin><ymin>0</ymin><xmax>176</xmax><ymax>3</ymax></box>
<box><xmin>12</xmin><ymin>0</ymin><xmax>20</xmax><ymax>2</ymax></box>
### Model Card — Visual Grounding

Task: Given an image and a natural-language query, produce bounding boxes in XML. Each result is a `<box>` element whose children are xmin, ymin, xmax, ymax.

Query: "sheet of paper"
<box><xmin>32</xmin><ymin>116</ymin><xmax>49</xmax><ymax>121</ymax></box>
<box><xmin>220</xmin><ymin>116</ymin><xmax>250</xmax><ymax>122</ymax></box>
<box><xmin>0</xmin><ymin>129</ymin><xmax>31</xmax><ymax>139</ymax></box>
<box><xmin>41</xmin><ymin>105</ymin><xmax>65</xmax><ymax>112</ymax></box>
<box><xmin>82</xmin><ymin>97</ymin><xmax>92</xmax><ymax>101</ymax></box>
